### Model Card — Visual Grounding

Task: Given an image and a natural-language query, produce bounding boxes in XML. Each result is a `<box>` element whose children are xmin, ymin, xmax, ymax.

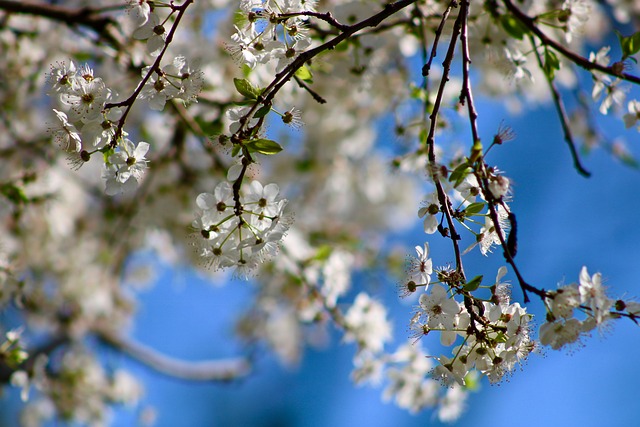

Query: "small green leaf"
<box><xmin>295</xmin><ymin>65</ymin><xmax>313</xmax><ymax>82</ymax></box>
<box><xmin>463</xmin><ymin>275</ymin><xmax>483</xmax><ymax>292</ymax></box>
<box><xmin>233</xmin><ymin>78</ymin><xmax>261</xmax><ymax>100</ymax></box>
<box><xmin>617</xmin><ymin>30</ymin><xmax>640</xmax><ymax>60</ymax></box>
<box><xmin>543</xmin><ymin>48</ymin><xmax>560</xmax><ymax>79</ymax></box>
<box><xmin>450</xmin><ymin>162</ymin><xmax>471</xmax><ymax>187</ymax></box>
<box><xmin>494</xmin><ymin>331</ymin><xmax>508</xmax><ymax>343</ymax></box>
<box><xmin>103</xmin><ymin>147</ymin><xmax>114</xmax><ymax>163</ymax></box>
<box><xmin>231</xmin><ymin>144</ymin><xmax>241</xmax><ymax>157</ymax></box>
<box><xmin>1</xmin><ymin>183</ymin><xmax>28</xmax><ymax>205</ymax></box>
<box><xmin>253</xmin><ymin>104</ymin><xmax>272</xmax><ymax>119</ymax></box>
<box><xmin>313</xmin><ymin>245</ymin><xmax>333</xmax><ymax>261</ymax></box>
<box><xmin>245</xmin><ymin>138</ymin><xmax>283</xmax><ymax>155</ymax></box>
<box><xmin>500</xmin><ymin>15</ymin><xmax>526</xmax><ymax>40</ymax></box>
<box><xmin>465</xmin><ymin>202</ymin><xmax>485</xmax><ymax>216</ymax></box>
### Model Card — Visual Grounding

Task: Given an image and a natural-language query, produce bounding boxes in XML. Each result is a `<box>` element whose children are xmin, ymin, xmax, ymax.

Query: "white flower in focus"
<box><xmin>60</xmin><ymin>77</ymin><xmax>110</xmax><ymax>123</ymax></box>
<box><xmin>488</xmin><ymin>173</ymin><xmax>510</xmax><ymax>199</ymax></box>
<box><xmin>226</xmin><ymin>106</ymin><xmax>259</xmax><ymax>134</ymax></box>
<box><xmin>418</xmin><ymin>192</ymin><xmax>439</xmax><ymax>234</ymax></box>
<box><xmin>192</xmin><ymin>179</ymin><xmax>290</xmax><ymax>276</ymax></box>
<box><xmin>465</xmin><ymin>205</ymin><xmax>509</xmax><ymax>255</ymax></box>
<box><xmin>140</xmin><ymin>68</ymin><xmax>181</xmax><ymax>111</ymax></box>
<box><xmin>270</xmin><ymin>38</ymin><xmax>312</xmax><ymax>73</ymax></box>
<box><xmin>244</xmin><ymin>180</ymin><xmax>282</xmax><ymax>217</ymax></box>
<box><xmin>406</xmin><ymin>243</ymin><xmax>432</xmax><ymax>286</ymax></box>
<box><xmin>419</xmin><ymin>284</ymin><xmax>459</xmax><ymax>329</ymax></box>
<box><xmin>456</xmin><ymin>174</ymin><xmax>480</xmax><ymax>203</ymax></box>
<box><xmin>104</xmin><ymin>139</ymin><xmax>150</xmax><ymax>195</ymax></box>
<box><xmin>81</xmin><ymin>108</ymin><xmax>122</xmax><ymax>149</ymax></box>
<box><xmin>492</xmin><ymin>266</ymin><xmax>511</xmax><ymax>307</ymax></box>
<box><xmin>46</xmin><ymin>61</ymin><xmax>78</xmax><ymax>96</ymax></box>
<box><xmin>433</xmin><ymin>355</ymin><xmax>467</xmax><ymax>386</ymax></box>
<box><xmin>50</xmin><ymin>109</ymin><xmax>82</xmax><ymax>152</ymax></box>
<box><xmin>127</xmin><ymin>0</ymin><xmax>152</xmax><ymax>26</ymax></box>
<box><xmin>132</xmin><ymin>11</ymin><xmax>166</xmax><ymax>56</ymax></box>
<box><xmin>578</xmin><ymin>266</ymin><xmax>613</xmax><ymax>325</ymax></box>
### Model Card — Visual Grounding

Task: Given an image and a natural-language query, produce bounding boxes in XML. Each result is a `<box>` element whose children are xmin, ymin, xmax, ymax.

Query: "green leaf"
<box><xmin>616</xmin><ymin>30</ymin><xmax>640</xmax><ymax>60</ymax></box>
<box><xmin>543</xmin><ymin>48</ymin><xmax>560</xmax><ymax>79</ymax></box>
<box><xmin>245</xmin><ymin>138</ymin><xmax>283</xmax><ymax>155</ymax></box>
<box><xmin>499</xmin><ymin>15</ymin><xmax>526</xmax><ymax>40</ymax></box>
<box><xmin>313</xmin><ymin>245</ymin><xmax>333</xmax><ymax>261</ymax></box>
<box><xmin>1</xmin><ymin>183</ymin><xmax>28</xmax><ymax>205</ymax></box>
<box><xmin>233</xmin><ymin>78</ymin><xmax>261</xmax><ymax>100</ymax></box>
<box><xmin>103</xmin><ymin>147</ymin><xmax>115</xmax><ymax>164</ymax></box>
<box><xmin>253</xmin><ymin>104</ymin><xmax>272</xmax><ymax>119</ymax></box>
<box><xmin>464</xmin><ymin>202</ymin><xmax>485</xmax><ymax>216</ymax></box>
<box><xmin>231</xmin><ymin>144</ymin><xmax>241</xmax><ymax>157</ymax></box>
<box><xmin>450</xmin><ymin>162</ymin><xmax>471</xmax><ymax>187</ymax></box>
<box><xmin>295</xmin><ymin>65</ymin><xmax>313</xmax><ymax>83</ymax></box>
<box><xmin>463</xmin><ymin>275</ymin><xmax>483</xmax><ymax>292</ymax></box>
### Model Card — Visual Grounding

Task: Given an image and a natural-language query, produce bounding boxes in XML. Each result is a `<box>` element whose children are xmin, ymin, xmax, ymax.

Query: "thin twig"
<box><xmin>529</xmin><ymin>35</ymin><xmax>591</xmax><ymax>177</ymax></box>
<box><xmin>424</xmin><ymin>9</ymin><xmax>466</xmax><ymax>277</ymax></box>
<box><xmin>293</xmin><ymin>75</ymin><xmax>327</xmax><ymax>104</ymax></box>
<box><xmin>278</xmin><ymin>11</ymin><xmax>348</xmax><ymax>31</ymax></box>
<box><xmin>422</xmin><ymin>0</ymin><xmax>458</xmax><ymax>77</ymax></box>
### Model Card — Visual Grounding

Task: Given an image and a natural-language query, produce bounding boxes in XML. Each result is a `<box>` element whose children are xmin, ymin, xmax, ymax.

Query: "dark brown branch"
<box><xmin>97</xmin><ymin>329</ymin><xmax>251</xmax><ymax>382</ymax></box>
<box><xmin>0</xmin><ymin>0</ymin><xmax>123</xmax><ymax>47</ymax></box>
<box><xmin>503</xmin><ymin>0</ymin><xmax>640</xmax><ymax>85</ymax></box>
<box><xmin>106</xmin><ymin>0</ymin><xmax>194</xmax><ymax>140</ymax></box>
<box><xmin>0</xmin><ymin>0</ymin><xmax>117</xmax><ymax>27</ymax></box>
<box><xmin>529</xmin><ymin>36</ymin><xmax>591</xmax><ymax>177</ymax></box>
<box><xmin>294</xmin><ymin>75</ymin><xmax>327</xmax><ymax>104</ymax></box>
<box><xmin>278</xmin><ymin>10</ymin><xmax>348</xmax><ymax>31</ymax></box>
<box><xmin>458</xmin><ymin>0</ymin><xmax>479</xmax><ymax>143</ymax></box>
<box><xmin>422</xmin><ymin>0</ymin><xmax>457</xmax><ymax>77</ymax></box>
<box><xmin>424</xmin><ymin>9</ymin><xmax>466</xmax><ymax>278</ymax></box>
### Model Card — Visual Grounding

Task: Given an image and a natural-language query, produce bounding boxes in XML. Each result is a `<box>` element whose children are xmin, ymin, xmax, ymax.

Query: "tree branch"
<box><xmin>0</xmin><ymin>0</ymin><xmax>123</xmax><ymax>47</ymax></box>
<box><xmin>502</xmin><ymin>0</ymin><xmax>640</xmax><ymax>85</ymax></box>
<box><xmin>529</xmin><ymin>36</ymin><xmax>591</xmax><ymax>177</ymax></box>
<box><xmin>97</xmin><ymin>329</ymin><xmax>251</xmax><ymax>382</ymax></box>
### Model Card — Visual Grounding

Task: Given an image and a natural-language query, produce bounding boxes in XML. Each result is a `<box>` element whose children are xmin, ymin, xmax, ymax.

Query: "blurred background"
<box><xmin>4</xmin><ymin>94</ymin><xmax>639</xmax><ymax>427</ymax></box>
<box><xmin>1</xmin><ymin>7</ymin><xmax>640</xmax><ymax>427</ymax></box>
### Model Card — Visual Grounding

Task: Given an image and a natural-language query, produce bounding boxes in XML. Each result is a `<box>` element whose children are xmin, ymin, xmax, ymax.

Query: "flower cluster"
<box><xmin>413</xmin><ymin>276</ymin><xmax>535</xmax><ymax>386</ymax></box>
<box><xmin>46</xmin><ymin>61</ymin><xmax>150</xmax><ymax>195</ymax></box>
<box><xmin>139</xmin><ymin>56</ymin><xmax>204</xmax><ymax>111</ymax></box>
<box><xmin>228</xmin><ymin>0</ymin><xmax>316</xmax><ymax>70</ymax></box>
<box><xmin>191</xmin><ymin>180</ymin><xmax>289</xmax><ymax>278</ymax></box>
<box><xmin>540</xmin><ymin>266</ymin><xmax>640</xmax><ymax>350</ymax></box>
